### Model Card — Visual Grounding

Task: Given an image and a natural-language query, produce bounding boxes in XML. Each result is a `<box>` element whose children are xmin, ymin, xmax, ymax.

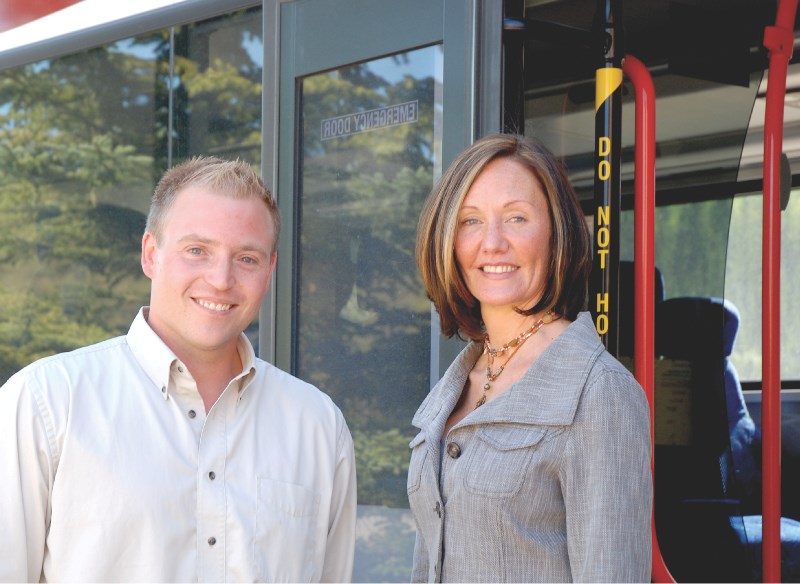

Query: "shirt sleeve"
<box><xmin>562</xmin><ymin>368</ymin><xmax>653</xmax><ymax>583</ymax></box>
<box><xmin>320</xmin><ymin>409</ymin><xmax>357</xmax><ymax>583</ymax></box>
<box><xmin>0</xmin><ymin>372</ymin><xmax>55</xmax><ymax>582</ymax></box>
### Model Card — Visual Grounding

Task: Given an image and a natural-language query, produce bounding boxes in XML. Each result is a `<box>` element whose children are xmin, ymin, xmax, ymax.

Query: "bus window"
<box><xmin>727</xmin><ymin>189</ymin><xmax>800</xmax><ymax>523</ymax></box>
<box><xmin>0</xmin><ymin>7</ymin><xmax>263</xmax><ymax>385</ymax></box>
<box><xmin>516</xmin><ymin>1</ymin><xmax>800</xmax><ymax>580</ymax></box>
<box><xmin>726</xmin><ymin>190</ymin><xmax>800</xmax><ymax>382</ymax></box>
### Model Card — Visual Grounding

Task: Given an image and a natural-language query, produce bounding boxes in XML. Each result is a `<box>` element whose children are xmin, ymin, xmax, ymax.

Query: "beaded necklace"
<box><xmin>476</xmin><ymin>311</ymin><xmax>556</xmax><ymax>409</ymax></box>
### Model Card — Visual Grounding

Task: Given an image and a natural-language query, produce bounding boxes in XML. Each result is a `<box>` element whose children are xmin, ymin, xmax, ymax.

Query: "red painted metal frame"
<box><xmin>0</xmin><ymin>0</ymin><xmax>83</xmax><ymax>34</ymax></box>
<box><xmin>625</xmin><ymin>3</ymin><xmax>798</xmax><ymax>578</ymax></box>
<box><xmin>623</xmin><ymin>54</ymin><xmax>675</xmax><ymax>583</ymax></box>
<box><xmin>762</xmin><ymin>0</ymin><xmax>797</xmax><ymax>580</ymax></box>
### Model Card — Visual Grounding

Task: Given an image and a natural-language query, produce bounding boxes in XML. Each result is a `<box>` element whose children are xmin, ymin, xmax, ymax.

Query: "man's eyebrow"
<box><xmin>177</xmin><ymin>234</ymin><xmax>270</xmax><ymax>256</ymax></box>
<box><xmin>178</xmin><ymin>234</ymin><xmax>214</xmax><ymax>244</ymax></box>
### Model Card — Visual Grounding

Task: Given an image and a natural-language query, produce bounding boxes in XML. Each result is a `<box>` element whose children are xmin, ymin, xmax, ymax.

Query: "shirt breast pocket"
<box><xmin>255</xmin><ymin>477</ymin><xmax>320</xmax><ymax>582</ymax></box>
<box><xmin>464</xmin><ymin>425</ymin><xmax>550</xmax><ymax>497</ymax></box>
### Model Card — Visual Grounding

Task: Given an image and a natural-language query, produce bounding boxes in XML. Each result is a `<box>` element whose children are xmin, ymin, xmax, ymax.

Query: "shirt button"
<box><xmin>188</xmin><ymin>409</ymin><xmax>196</xmax><ymax>419</ymax></box>
<box><xmin>178</xmin><ymin>366</ymin><xmax>184</xmax><ymax>373</ymax></box>
<box><xmin>208</xmin><ymin>537</ymin><xmax>216</xmax><ymax>546</ymax></box>
<box><xmin>208</xmin><ymin>471</ymin><xmax>216</xmax><ymax>480</ymax></box>
<box><xmin>446</xmin><ymin>442</ymin><xmax>461</xmax><ymax>459</ymax></box>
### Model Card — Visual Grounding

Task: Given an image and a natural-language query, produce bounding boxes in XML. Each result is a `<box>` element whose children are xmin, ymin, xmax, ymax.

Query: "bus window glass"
<box><xmin>171</xmin><ymin>8</ymin><xmax>263</xmax><ymax>167</ymax></box>
<box><xmin>0</xmin><ymin>40</ymin><xmax>158</xmax><ymax>384</ymax></box>
<box><xmin>727</xmin><ymin>190</ymin><xmax>800</xmax><ymax>382</ymax></box>
<box><xmin>621</xmin><ymin>199</ymin><xmax>731</xmax><ymax>299</ymax></box>
<box><xmin>297</xmin><ymin>45</ymin><xmax>443</xmax><ymax>582</ymax></box>
<box><xmin>0</xmin><ymin>7</ymin><xmax>263</xmax><ymax>384</ymax></box>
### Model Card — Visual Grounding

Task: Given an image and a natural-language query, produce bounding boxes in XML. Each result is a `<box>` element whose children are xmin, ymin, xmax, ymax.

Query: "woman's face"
<box><xmin>455</xmin><ymin>156</ymin><xmax>552</xmax><ymax>314</ymax></box>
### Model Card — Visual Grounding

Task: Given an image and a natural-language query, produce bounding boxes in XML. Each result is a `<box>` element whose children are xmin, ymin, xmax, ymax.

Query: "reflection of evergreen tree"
<box><xmin>169</xmin><ymin>9</ymin><xmax>263</xmax><ymax>167</ymax></box>
<box><xmin>0</xmin><ymin>8</ymin><xmax>263</xmax><ymax>384</ymax></box>
<box><xmin>298</xmin><ymin>50</ymin><xmax>438</xmax><ymax>508</ymax></box>
<box><xmin>0</xmin><ymin>55</ymin><xmax>153</xmax><ymax>383</ymax></box>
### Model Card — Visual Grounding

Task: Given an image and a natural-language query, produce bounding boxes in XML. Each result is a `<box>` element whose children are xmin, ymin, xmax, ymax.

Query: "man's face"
<box><xmin>141</xmin><ymin>185</ymin><xmax>276</xmax><ymax>363</ymax></box>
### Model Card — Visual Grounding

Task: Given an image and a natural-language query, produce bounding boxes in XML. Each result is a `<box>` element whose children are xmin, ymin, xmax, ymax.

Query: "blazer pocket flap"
<box><xmin>476</xmin><ymin>425</ymin><xmax>548</xmax><ymax>451</ymax></box>
<box><xmin>409</xmin><ymin>431</ymin><xmax>427</xmax><ymax>449</ymax></box>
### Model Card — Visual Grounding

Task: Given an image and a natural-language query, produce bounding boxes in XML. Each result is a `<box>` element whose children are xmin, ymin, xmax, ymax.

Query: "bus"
<box><xmin>0</xmin><ymin>0</ymin><xmax>798</xmax><ymax>581</ymax></box>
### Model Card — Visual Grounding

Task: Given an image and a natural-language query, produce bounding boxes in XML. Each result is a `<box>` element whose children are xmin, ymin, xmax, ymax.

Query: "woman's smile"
<box><xmin>455</xmin><ymin>156</ymin><xmax>552</xmax><ymax>313</ymax></box>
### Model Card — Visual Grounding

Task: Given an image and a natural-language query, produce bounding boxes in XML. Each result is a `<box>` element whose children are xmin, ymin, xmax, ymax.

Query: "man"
<box><xmin>0</xmin><ymin>157</ymin><xmax>357</xmax><ymax>582</ymax></box>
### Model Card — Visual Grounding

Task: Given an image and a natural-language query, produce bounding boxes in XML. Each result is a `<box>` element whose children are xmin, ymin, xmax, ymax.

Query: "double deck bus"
<box><xmin>1</xmin><ymin>0</ymin><xmax>799</xmax><ymax>580</ymax></box>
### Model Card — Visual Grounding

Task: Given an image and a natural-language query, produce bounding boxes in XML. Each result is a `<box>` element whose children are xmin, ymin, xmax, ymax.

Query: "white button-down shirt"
<box><xmin>0</xmin><ymin>308</ymin><xmax>357</xmax><ymax>582</ymax></box>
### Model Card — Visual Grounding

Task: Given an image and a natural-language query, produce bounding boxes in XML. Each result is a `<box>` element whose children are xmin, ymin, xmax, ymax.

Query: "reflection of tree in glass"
<box><xmin>299</xmin><ymin>54</ymin><xmax>437</xmax><ymax>508</ymax></box>
<box><xmin>169</xmin><ymin>9</ymin><xmax>263</xmax><ymax>166</ymax></box>
<box><xmin>0</xmin><ymin>9</ymin><xmax>264</xmax><ymax>384</ymax></box>
<box><xmin>0</xmin><ymin>56</ymin><xmax>153</xmax><ymax>383</ymax></box>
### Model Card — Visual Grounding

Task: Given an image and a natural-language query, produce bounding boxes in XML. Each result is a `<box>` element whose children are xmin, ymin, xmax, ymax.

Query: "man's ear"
<box><xmin>141</xmin><ymin>232</ymin><xmax>158</xmax><ymax>279</ymax></box>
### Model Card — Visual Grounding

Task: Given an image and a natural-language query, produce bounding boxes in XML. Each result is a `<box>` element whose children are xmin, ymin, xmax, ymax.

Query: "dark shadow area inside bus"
<box><xmin>649</xmin><ymin>296</ymin><xmax>800</xmax><ymax>582</ymax></box>
<box><xmin>745</xmin><ymin>398</ymin><xmax>800</xmax><ymax>522</ymax></box>
<box><xmin>618</xmin><ymin>262</ymin><xmax>800</xmax><ymax>582</ymax></box>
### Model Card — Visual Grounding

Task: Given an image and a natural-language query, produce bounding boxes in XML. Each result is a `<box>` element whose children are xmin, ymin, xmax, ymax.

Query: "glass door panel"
<box><xmin>273</xmin><ymin>2</ymin><xmax>474</xmax><ymax>579</ymax></box>
<box><xmin>297</xmin><ymin>46</ymin><xmax>442</xmax><ymax>582</ymax></box>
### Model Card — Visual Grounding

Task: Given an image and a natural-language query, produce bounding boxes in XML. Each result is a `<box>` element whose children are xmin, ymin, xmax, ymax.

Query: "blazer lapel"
<box><xmin>452</xmin><ymin>313</ymin><xmax>606</xmax><ymax>429</ymax></box>
<box><xmin>412</xmin><ymin>342</ymin><xmax>482</xmax><ymax>487</ymax></box>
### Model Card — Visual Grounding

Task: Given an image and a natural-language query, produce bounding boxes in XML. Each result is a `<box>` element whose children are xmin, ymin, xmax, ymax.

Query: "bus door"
<box><xmin>264</xmin><ymin>0</ymin><xmax>476</xmax><ymax>580</ymax></box>
<box><xmin>502</xmin><ymin>0</ymin><xmax>800</xmax><ymax>581</ymax></box>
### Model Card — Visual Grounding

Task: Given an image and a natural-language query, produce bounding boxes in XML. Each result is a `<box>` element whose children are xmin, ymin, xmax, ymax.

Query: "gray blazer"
<box><xmin>407</xmin><ymin>312</ymin><xmax>652</xmax><ymax>582</ymax></box>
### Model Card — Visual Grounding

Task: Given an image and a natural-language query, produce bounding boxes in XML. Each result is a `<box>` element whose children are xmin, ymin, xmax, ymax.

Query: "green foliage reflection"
<box><xmin>298</xmin><ymin>50</ymin><xmax>440</xmax><ymax>510</ymax></box>
<box><xmin>0</xmin><ymin>9</ymin><xmax>263</xmax><ymax>384</ymax></box>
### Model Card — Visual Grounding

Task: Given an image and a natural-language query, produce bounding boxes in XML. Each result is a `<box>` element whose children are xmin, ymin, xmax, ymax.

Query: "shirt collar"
<box><xmin>234</xmin><ymin>334</ymin><xmax>258</xmax><ymax>393</ymax></box>
<box><xmin>127</xmin><ymin>307</ymin><xmax>258</xmax><ymax>399</ymax></box>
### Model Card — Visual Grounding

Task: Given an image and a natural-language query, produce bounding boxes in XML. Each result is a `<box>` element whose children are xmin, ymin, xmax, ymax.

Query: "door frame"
<box><xmin>260</xmin><ymin>0</ymin><xmax>503</xmax><ymax>381</ymax></box>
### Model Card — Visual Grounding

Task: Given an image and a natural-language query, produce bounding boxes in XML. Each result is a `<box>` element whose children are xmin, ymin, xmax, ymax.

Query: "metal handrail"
<box><xmin>762</xmin><ymin>0</ymin><xmax>797</xmax><ymax>580</ymax></box>
<box><xmin>622</xmin><ymin>54</ymin><xmax>675</xmax><ymax>583</ymax></box>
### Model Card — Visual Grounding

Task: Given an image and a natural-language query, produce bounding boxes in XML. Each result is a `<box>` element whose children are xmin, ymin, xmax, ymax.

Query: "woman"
<box><xmin>409</xmin><ymin>134</ymin><xmax>651</xmax><ymax>582</ymax></box>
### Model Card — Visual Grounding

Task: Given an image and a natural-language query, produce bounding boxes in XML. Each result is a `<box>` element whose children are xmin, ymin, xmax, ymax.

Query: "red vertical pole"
<box><xmin>762</xmin><ymin>1</ymin><xmax>796</xmax><ymax>581</ymax></box>
<box><xmin>623</xmin><ymin>54</ymin><xmax>675</xmax><ymax>583</ymax></box>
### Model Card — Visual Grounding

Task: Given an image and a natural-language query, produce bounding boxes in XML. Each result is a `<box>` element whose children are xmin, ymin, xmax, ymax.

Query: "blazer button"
<box><xmin>446</xmin><ymin>441</ymin><xmax>461</xmax><ymax>459</ymax></box>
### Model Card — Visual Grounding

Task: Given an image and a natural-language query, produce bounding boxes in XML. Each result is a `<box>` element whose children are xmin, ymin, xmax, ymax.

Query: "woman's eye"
<box><xmin>461</xmin><ymin>217</ymin><xmax>479</xmax><ymax>226</ymax></box>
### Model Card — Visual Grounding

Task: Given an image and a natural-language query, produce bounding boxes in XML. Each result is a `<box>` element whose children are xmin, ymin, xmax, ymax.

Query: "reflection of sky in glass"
<box><xmin>362</xmin><ymin>46</ymin><xmax>442</xmax><ymax>167</ymax></box>
<box><xmin>108</xmin><ymin>29</ymin><xmax>262</xmax><ymax>70</ymax></box>
<box><xmin>365</xmin><ymin>46</ymin><xmax>440</xmax><ymax>84</ymax></box>
<box><xmin>242</xmin><ymin>32</ymin><xmax>262</xmax><ymax>68</ymax></box>
<box><xmin>110</xmin><ymin>37</ymin><xmax>159</xmax><ymax>59</ymax></box>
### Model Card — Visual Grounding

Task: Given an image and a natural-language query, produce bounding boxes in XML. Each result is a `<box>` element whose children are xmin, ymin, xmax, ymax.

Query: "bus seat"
<box><xmin>617</xmin><ymin>259</ymin><xmax>665</xmax><ymax>358</ymax></box>
<box><xmin>654</xmin><ymin>296</ymin><xmax>800</xmax><ymax>582</ymax></box>
<box><xmin>729</xmin><ymin>515</ymin><xmax>800</xmax><ymax>582</ymax></box>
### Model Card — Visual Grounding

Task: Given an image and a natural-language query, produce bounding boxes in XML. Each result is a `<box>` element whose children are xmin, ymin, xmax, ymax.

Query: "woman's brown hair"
<box><xmin>416</xmin><ymin>134</ymin><xmax>591</xmax><ymax>340</ymax></box>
